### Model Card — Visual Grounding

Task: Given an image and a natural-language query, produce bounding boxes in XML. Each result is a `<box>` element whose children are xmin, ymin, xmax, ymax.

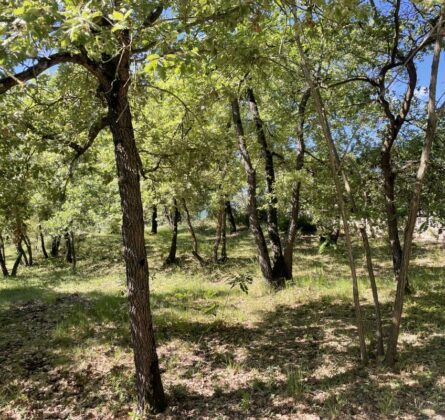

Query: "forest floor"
<box><xmin>0</xmin><ymin>225</ymin><xmax>444</xmax><ymax>419</ymax></box>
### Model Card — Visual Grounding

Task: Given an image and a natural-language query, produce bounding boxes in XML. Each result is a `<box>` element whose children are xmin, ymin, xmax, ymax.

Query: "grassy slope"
<box><xmin>0</xmin><ymin>225</ymin><xmax>444</xmax><ymax>419</ymax></box>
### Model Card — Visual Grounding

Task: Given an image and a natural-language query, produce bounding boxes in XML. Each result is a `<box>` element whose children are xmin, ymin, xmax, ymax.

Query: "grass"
<box><xmin>0</xmin><ymin>224</ymin><xmax>444</xmax><ymax>418</ymax></box>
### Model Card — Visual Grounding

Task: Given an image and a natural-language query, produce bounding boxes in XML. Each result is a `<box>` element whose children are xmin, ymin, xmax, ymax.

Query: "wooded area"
<box><xmin>0</xmin><ymin>0</ymin><xmax>444</xmax><ymax>418</ymax></box>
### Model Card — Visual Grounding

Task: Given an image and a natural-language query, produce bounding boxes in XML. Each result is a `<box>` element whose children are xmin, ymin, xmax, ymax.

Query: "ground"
<box><xmin>0</xmin><ymin>225</ymin><xmax>444</xmax><ymax>419</ymax></box>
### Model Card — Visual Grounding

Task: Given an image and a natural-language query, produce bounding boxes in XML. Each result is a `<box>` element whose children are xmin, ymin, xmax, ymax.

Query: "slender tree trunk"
<box><xmin>151</xmin><ymin>205</ymin><xmax>158</xmax><ymax>234</ymax></box>
<box><xmin>39</xmin><ymin>224</ymin><xmax>49</xmax><ymax>259</ymax></box>
<box><xmin>221</xmin><ymin>208</ymin><xmax>227</xmax><ymax>262</ymax></box>
<box><xmin>295</xmin><ymin>30</ymin><xmax>368</xmax><ymax>363</ymax></box>
<box><xmin>103</xmin><ymin>37</ymin><xmax>165</xmax><ymax>411</ymax></box>
<box><xmin>385</xmin><ymin>10</ymin><xmax>444</xmax><ymax>366</ymax></box>
<box><xmin>18</xmin><ymin>239</ymin><xmax>29</xmax><ymax>266</ymax></box>
<box><xmin>22</xmin><ymin>234</ymin><xmax>33</xmax><ymax>266</ymax></box>
<box><xmin>65</xmin><ymin>232</ymin><xmax>73</xmax><ymax>263</ymax></box>
<box><xmin>182</xmin><ymin>199</ymin><xmax>205</xmax><ymax>266</ymax></box>
<box><xmin>283</xmin><ymin>89</ymin><xmax>310</xmax><ymax>279</ymax></box>
<box><xmin>70</xmin><ymin>231</ymin><xmax>76</xmax><ymax>270</ymax></box>
<box><xmin>165</xmin><ymin>197</ymin><xmax>179</xmax><ymax>265</ymax></box>
<box><xmin>213</xmin><ymin>203</ymin><xmax>224</xmax><ymax>263</ymax></box>
<box><xmin>11</xmin><ymin>247</ymin><xmax>23</xmax><ymax>277</ymax></box>
<box><xmin>0</xmin><ymin>234</ymin><xmax>9</xmax><ymax>277</ymax></box>
<box><xmin>225</xmin><ymin>201</ymin><xmax>237</xmax><ymax>233</ymax></box>
<box><xmin>247</xmin><ymin>88</ymin><xmax>286</xmax><ymax>279</ymax></box>
<box><xmin>231</xmin><ymin>97</ymin><xmax>283</xmax><ymax>288</ymax></box>
<box><xmin>51</xmin><ymin>235</ymin><xmax>60</xmax><ymax>257</ymax></box>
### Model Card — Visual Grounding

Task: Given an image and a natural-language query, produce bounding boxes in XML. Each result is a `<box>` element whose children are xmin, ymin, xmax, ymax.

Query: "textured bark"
<box><xmin>246</xmin><ymin>88</ymin><xmax>285</xmax><ymax>278</ymax></box>
<box><xmin>51</xmin><ymin>235</ymin><xmax>61</xmax><ymax>257</ymax></box>
<box><xmin>22</xmin><ymin>234</ymin><xmax>33</xmax><ymax>266</ymax></box>
<box><xmin>283</xmin><ymin>89</ymin><xmax>310</xmax><ymax>279</ymax></box>
<box><xmin>295</xmin><ymin>31</ymin><xmax>368</xmax><ymax>363</ymax></box>
<box><xmin>213</xmin><ymin>203</ymin><xmax>224</xmax><ymax>263</ymax></box>
<box><xmin>182</xmin><ymin>199</ymin><xmax>205</xmax><ymax>266</ymax></box>
<box><xmin>70</xmin><ymin>231</ymin><xmax>76</xmax><ymax>271</ymax></box>
<box><xmin>231</xmin><ymin>97</ymin><xmax>284</xmax><ymax>288</ymax></box>
<box><xmin>225</xmin><ymin>201</ymin><xmax>237</xmax><ymax>233</ymax></box>
<box><xmin>151</xmin><ymin>205</ymin><xmax>158</xmax><ymax>234</ymax></box>
<box><xmin>0</xmin><ymin>234</ymin><xmax>9</xmax><ymax>277</ymax></box>
<box><xmin>65</xmin><ymin>232</ymin><xmax>73</xmax><ymax>263</ymax></box>
<box><xmin>165</xmin><ymin>198</ymin><xmax>179</xmax><ymax>265</ymax></box>
<box><xmin>39</xmin><ymin>225</ymin><xmax>49</xmax><ymax>259</ymax></box>
<box><xmin>102</xmin><ymin>31</ymin><xmax>165</xmax><ymax>412</ymax></box>
<box><xmin>221</xmin><ymin>207</ymin><xmax>227</xmax><ymax>262</ymax></box>
<box><xmin>385</xmin><ymin>9</ymin><xmax>444</xmax><ymax>366</ymax></box>
<box><xmin>11</xmin><ymin>244</ymin><xmax>23</xmax><ymax>277</ymax></box>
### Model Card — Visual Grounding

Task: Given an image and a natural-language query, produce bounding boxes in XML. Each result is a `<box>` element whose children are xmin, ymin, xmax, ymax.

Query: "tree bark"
<box><xmin>0</xmin><ymin>234</ymin><xmax>9</xmax><ymax>277</ymax></box>
<box><xmin>165</xmin><ymin>197</ymin><xmax>179</xmax><ymax>265</ymax></box>
<box><xmin>65</xmin><ymin>231</ymin><xmax>73</xmax><ymax>263</ymax></box>
<box><xmin>70</xmin><ymin>231</ymin><xmax>76</xmax><ymax>271</ymax></box>
<box><xmin>283</xmin><ymin>89</ymin><xmax>310</xmax><ymax>279</ymax></box>
<box><xmin>51</xmin><ymin>235</ymin><xmax>61</xmax><ymax>257</ymax></box>
<box><xmin>231</xmin><ymin>97</ymin><xmax>284</xmax><ymax>288</ymax></box>
<box><xmin>151</xmin><ymin>205</ymin><xmax>158</xmax><ymax>234</ymax></box>
<box><xmin>102</xmin><ymin>32</ymin><xmax>165</xmax><ymax>411</ymax></box>
<box><xmin>182</xmin><ymin>199</ymin><xmax>205</xmax><ymax>266</ymax></box>
<box><xmin>22</xmin><ymin>234</ymin><xmax>33</xmax><ymax>266</ymax></box>
<box><xmin>385</xmin><ymin>9</ymin><xmax>444</xmax><ymax>366</ymax></box>
<box><xmin>246</xmin><ymin>88</ymin><xmax>286</xmax><ymax>279</ymax></box>
<box><xmin>39</xmin><ymin>224</ymin><xmax>49</xmax><ymax>259</ymax></box>
<box><xmin>18</xmin><ymin>239</ymin><xmax>29</xmax><ymax>266</ymax></box>
<box><xmin>221</xmin><ymin>207</ymin><xmax>227</xmax><ymax>262</ymax></box>
<box><xmin>225</xmin><ymin>201</ymin><xmax>237</xmax><ymax>233</ymax></box>
<box><xmin>11</xmin><ymin>246</ymin><xmax>23</xmax><ymax>277</ymax></box>
<box><xmin>295</xmin><ymin>29</ymin><xmax>368</xmax><ymax>363</ymax></box>
<box><xmin>213</xmin><ymin>203</ymin><xmax>224</xmax><ymax>263</ymax></box>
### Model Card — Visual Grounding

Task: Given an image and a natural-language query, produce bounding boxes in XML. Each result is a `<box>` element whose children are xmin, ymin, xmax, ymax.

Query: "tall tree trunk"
<box><xmin>295</xmin><ymin>30</ymin><xmax>368</xmax><ymax>363</ymax></box>
<box><xmin>165</xmin><ymin>197</ymin><xmax>179</xmax><ymax>265</ymax></box>
<box><xmin>22</xmin><ymin>234</ymin><xmax>33</xmax><ymax>266</ymax></box>
<box><xmin>18</xmin><ymin>239</ymin><xmax>29</xmax><ymax>266</ymax></box>
<box><xmin>103</xmin><ymin>37</ymin><xmax>165</xmax><ymax>412</ymax></box>
<box><xmin>51</xmin><ymin>235</ymin><xmax>61</xmax><ymax>257</ymax></box>
<box><xmin>385</xmin><ymin>10</ymin><xmax>444</xmax><ymax>366</ymax></box>
<box><xmin>70</xmin><ymin>231</ymin><xmax>76</xmax><ymax>271</ymax></box>
<box><xmin>39</xmin><ymin>224</ymin><xmax>49</xmax><ymax>259</ymax></box>
<box><xmin>225</xmin><ymin>201</ymin><xmax>237</xmax><ymax>233</ymax></box>
<box><xmin>11</xmin><ymin>246</ymin><xmax>23</xmax><ymax>277</ymax></box>
<box><xmin>283</xmin><ymin>89</ymin><xmax>310</xmax><ymax>279</ymax></box>
<box><xmin>213</xmin><ymin>203</ymin><xmax>224</xmax><ymax>263</ymax></box>
<box><xmin>247</xmin><ymin>88</ymin><xmax>286</xmax><ymax>279</ymax></box>
<box><xmin>221</xmin><ymin>207</ymin><xmax>227</xmax><ymax>262</ymax></box>
<box><xmin>231</xmin><ymin>97</ymin><xmax>283</xmax><ymax>288</ymax></box>
<box><xmin>182</xmin><ymin>199</ymin><xmax>205</xmax><ymax>266</ymax></box>
<box><xmin>151</xmin><ymin>205</ymin><xmax>158</xmax><ymax>234</ymax></box>
<box><xmin>0</xmin><ymin>234</ymin><xmax>9</xmax><ymax>277</ymax></box>
<box><xmin>65</xmin><ymin>231</ymin><xmax>73</xmax><ymax>263</ymax></box>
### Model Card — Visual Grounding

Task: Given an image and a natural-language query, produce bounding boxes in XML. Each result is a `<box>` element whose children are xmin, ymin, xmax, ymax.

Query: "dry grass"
<box><xmin>0</xmin><ymin>226</ymin><xmax>444</xmax><ymax>419</ymax></box>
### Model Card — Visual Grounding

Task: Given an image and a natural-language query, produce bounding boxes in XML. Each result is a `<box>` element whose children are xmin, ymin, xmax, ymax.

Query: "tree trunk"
<box><xmin>247</xmin><ymin>88</ymin><xmax>286</xmax><ymax>279</ymax></box>
<box><xmin>103</xmin><ymin>39</ymin><xmax>165</xmax><ymax>411</ymax></box>
<box><xmin>385</xmin><ymin>10</ymin><xmax>444</xmax><ymax>366</ymax></box>
<box><xmin>231</xmin><ymin>97</ymin><xmax>283</xmax><ymax>288</ymax></box>
<box><xmin>225</xmin><ymin>201</ymin><xmax>237</xmax><ymax>233</ymax></box>
<box><xmin>65</xmin><ymin>232</ymin><xmax>73</xmax><ymax>263</ymax></box>
<box><xmin>165</xmin><ymin>197</ymin><xmax>179</xmax><ymax>265</ymax></box>
<box><xmin>213</xmin><ymin>203</ymin><xmax>224</xmax><ymax>263</ymax></box>
<box><xmin>295</xmin><ymin>31</ymin><xmax>368</xmax><ymax>363</ymax></box>
<box><xmin>70</xmin><ymin>231</ymin><xmax>76</xmax><ymax>270</ymax></box>
<box><xmin>11</xmin><ymin>246</ymin><xmax>23</xmax><ymax>277</ymax></box>
<box><xmin>51</xmin><ymin>235</ymin><xmax>61</xmax><ymax>257</ymax></box>
<box><xmin>182</xmin><ymin>199</ymin><xmax>205</xmax><ymax>266</ymax></box>
<box><xmin>39</xmin><ymin>224</ymin><xmax>49</xmax><ymax>259</ymax></box>
<box><xmin>0</xmin><ymin>234</ymin><xmax>9</xmax><ymax>277</ymax></box>
<box><xmin>151</xmin><ymin>205</ymin><xmax>158</xmax><ymax>234</ymax></box>
<box><xmin>283</xmin><ymin>89</ymin><xmax>310</xmax><ymax>280</ymax></box>
<box><xmin>221</xmin><ymin>207</ymin><xmax>227</xmax><ymax>262</ymax></box>
<box><xmin>22</xmin><ymin>234</ymin><xmax>33</xmax><ymax>266</ymax></box>
<box><xmin>18</xmin><ymin>239</ymin><xmax>29</xmax><ymax>266</ymax></box>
